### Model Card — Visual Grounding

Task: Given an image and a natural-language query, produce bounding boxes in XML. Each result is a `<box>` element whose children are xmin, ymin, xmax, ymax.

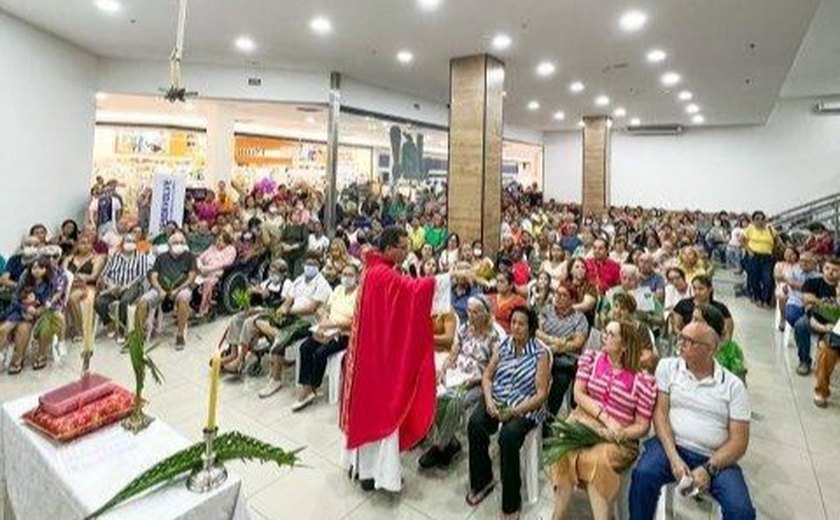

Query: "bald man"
<box><xmin>630</xmin><ymin>318</ymin><xmax>755</xmax><ymax>519</ymax></box>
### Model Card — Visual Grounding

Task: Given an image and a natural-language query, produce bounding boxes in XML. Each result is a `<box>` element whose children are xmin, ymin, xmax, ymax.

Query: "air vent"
<box><xmin>626</xmin><ymin>124</ymin><xmax>683</xmax><ymax>136</ymax></box>
<box><xmin>247</xmin><ymin>77</ymin><xmax>262</xmax><ymax>86</ymax></box>
<box><xmin>814</xmin><ymin>100</ymin><xmax>840</xmax><ymax>114</ymax></box>
<box><xmin>296</xmin><ymin>106</ymin><xmax>322</xmax><ymax>113</ymax></box>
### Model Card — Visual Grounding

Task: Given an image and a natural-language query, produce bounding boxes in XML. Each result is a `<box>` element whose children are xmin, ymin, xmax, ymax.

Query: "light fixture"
<box><xmin>417</xmin><ymin>0</ymin><xmax>442</xmax><ymax>11</ymax></box>
<box><xmin>396</xmin><ymin>50</ymin><xmax>414</xmax><ymax>64</ymax></box>
<box><xmin>502</xmin><ymin>90</ymin><xmax>508</xmax><ymax>98</ymax></box>
<box><xmin>595</xmin><ymin>95</ymin><xmax>611</xmax><ymax>107</ymax></box>
<box><xmin>613</xmin><ymin>107</ymin><xmax>627</xmax><ymax>118</ymax></box>
<box><xmin>95</xmin><ymin>92</ymin><xmax>108</xmax><ymax>102</ymax></box>
<box><xmin>685</xmin><ymin>103</ymin><xmax>700</xmax><ymax>114</ymax></box>
<box><xmin>95</xmin><ymin>0</ymin><xmax>121</xmax><ymax>13</ymax></box>
<box><xmin>578</xmin><ymin>120</ymin><xmax>586</xmax><ymax>128</ymax></box>
<box><xmin>569</xmin><ymin>81</ymin><xmax>585</xmax><ymax>93</ymax></box>
<box><xmin>619</xmin><ymin>9</ymin><xmax>647</xmax><ymax>32</ymax></box>
<box><xmin>607</xmin><ymin>119</ymin><xmax>614</xmax><ymax>129</ymax></box>
<box><xmin>646</xmin><ymin>49</ymin><xmax>667</xmax><ymax>63</ymax></box>
<box><xmin>660</xmin><ymin>72</ymin><xmax>681</xmax><ymax>86</ymax></box>
<box><xmin>527</xmin><ymin>100</ymin><xmax>540</xmax><ymax>111</ymax></box>
<box><xmin>536</xmin><ymin>61</ymin><xmax>556</xmax><ymax>77</ymax></box>
<box><xmin>234</xmin><ymin>36</ymin><xmax>256</xmax><ymax>53</ymax></box>
<box><xmin>305</xmin><ymin>116</ymin><xmax>317</xmax><ymax>124</ymax></box>
<box><xmin>629</xmin><ymin>117</ymin><xmax>641</xmax><ymax>126</ymax></box>
<box><xmin>553</xmin><ymin>111</ymin><xmax>566</xmax><ymax>121</ymax></box>
<box><xmin>678</xmin><ymin>90</ymin><xmax>693</xmax><ymax>101</ymax></box>
<box><xmin>692</xmin><ymin>114</ymin><xmax>706</xmax><ymax>124</ymax></box>
<box><xmin>309</xmin><ymin>16</ymin><xmax>333</xmax><ymax>35</ymax></box>
<box><xmin>492</xmin><ymin>33</ymin><xmax>512</xmax><ymax>51</ymax></box>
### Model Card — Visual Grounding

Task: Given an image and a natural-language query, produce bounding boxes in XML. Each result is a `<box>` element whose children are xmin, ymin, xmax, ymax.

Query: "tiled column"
<box><xmin>581</xmin><ymin>115</ymin><xmax>611</xmax><ymax>216</ymax></box>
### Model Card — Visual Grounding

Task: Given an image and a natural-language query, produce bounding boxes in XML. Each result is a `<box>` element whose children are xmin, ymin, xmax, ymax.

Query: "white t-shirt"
<box><xmin>288</xmin><ymin>274</ymin><xmax>332</xmax><ymax>321</ymax></box>
<box><xmin>307</xmin><ymin>234</ymin><xmax>330</xmax><ymax>256</ymax></box>
<box><xmin>729</xmin><ymin>227</ymin><xmax>745</xmax><ymax>247</ymax></box>
<box><xmin>656</xmin><ymin>358</ymin><xmax>751</xmax><ymax>456</ymax></box>
<box><xmin>664</xmin><ymin>284</ymin><xmax>693</xmax><ymax>311</ymax></box>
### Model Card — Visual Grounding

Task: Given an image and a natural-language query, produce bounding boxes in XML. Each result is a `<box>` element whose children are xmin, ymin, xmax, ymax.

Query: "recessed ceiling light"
<box><xmin>613</xmin><ymin>107</ymin><xmax>627</xmax><ymax>118</ymax></box>
<box><xmin>553</xmin><ymin>111</ymin><xmax>566</xmax><ymax>121</ymax></box>
<box><xmin>660</xmin><ymin>72</ymin><xmax>681</xmax><ymax>86</ymax></box>
<box><xmin>629</xmin><ymin>117</ymin><xmax>641</xmax><ymax>126</ymax></box>
<box><xmin>305</xmin><ymin>116</ymin><xmax>317</xmax><ymax>124</ymax></box>
<box><xmin>678</xmin><ymin>90</ymin><xmax>693</xmax><ymax>101</ymax></box>
<box><xmin>646</xmin><ymin>49</ymin><xmax>667</xmax><ymax>63</ymax></box>
<box><xmin>492</xmin><ymin>33</ymin><xmax>512</xmax><ymax>51</ymax></box>
<box><xmin>595</xmin><ymin>95</ymin><xmax>611</xmax><ymax>107</ymax></box>
<box><xmin>95</xmin><ymin>92</ymin><xmax>108</xmax><ymax>102</ymax></box>
<box><xmin>309</xmin><ymin>16</ymin><xmax>332</xmax><ymax>35</ymax></box>
<box><xmin>397</xmin><ymin>50</ymin><xmax>414</xmax><ymax>64</ymax></box>
<box><xmin>569</xmin><ymin>81</ymin><xmax>585</xmax><ymax>93</ymax></box>
<box><xmin>234</xmin><ymin>36</ymin><xmax>256</xmax><ymax>53</ymax></box>
<box><xmin>536</xmin><ymin>61</ymin><xmax>556</xmax><ymax>77</ymax></box>
<box><xmin>417</xmin><ymin>0</ymin><xmax>442</xmax><ymax>10</ymax></box>
<box><xmin>619</xmin><ymin>9</ymin><xmax>647</xmax><ymax>32</ymax></box>
<box><xmin>685</xmin><ymin>103</ymin><xmax>700</xmax><ymax>114</ymax></box>
<box><xmin>527</xmin><ymin>100</ymin><xmax>540</xmax><ymax>111</ymax></box>
<box><xmin>578</xmin><ymin>120</ymin><xmax>586</xmax><ymax>128</ymax></box>
<box><xmin>95</xmin><ymin>0</ymin><xmax>121</xmax><ymax>14</ymax></box>
<box><xmin>692</xmin><ymin>114</ymin><xmax>706</xmax><ymax>124</ymax></box>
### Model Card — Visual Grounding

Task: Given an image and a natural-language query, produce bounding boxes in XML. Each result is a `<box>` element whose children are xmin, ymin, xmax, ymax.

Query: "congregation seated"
<box><xmin>638</xmin><ymin>253</ymin><xmax>666</xmax><ymax>303</ymax></box>
<box><xmin>535</xmin><ymin>284</ymin><xmax>589</xmax><ymax>422</ymax></box>
<box><xmin>629</xmin><ymin>313</ymin><xmax>756</xmax><ymax>520</ymax></box>
<box><xmin>663</xmin><ymin>267</ymin><xmax>692</xmax><ymax>312</ymax></box>
<box><xmin>566</xmin><ymin>257</ymin><xmax>598</xmax><ymax>325</ymax></box>
<box><xmin>551</xmin><ymin>320</ymin><xmax>655</xmax><ymax>520</ymax></box>
<box><xmin>585</xmin><ymin>238</ymin><xmax>620</xmax><ymax>294</ymax></box>
<box><xmin>450</xmin><ymin>261</ymin><xmax>480</xmax><ymax>323</ymax></box>
<box><xmin>490</xmin><ymin>271</ymin><xmax>526</xmax><ymax>334</ymax></box>
<box><xmin>0</xmin><ymin>237</ymin><xmax>40</xmax><ymax>291</ymax></box>
<box><xmin>812</xmin><ymin>282</ymin><xmax>840</xmax><ymax>407</ymax></box>
<box><xmin>293</xmin><ymin>263</ymin><xmax>359</xmax><ymax>411</ymax></box>
<box><xmin>135</xmin><ymin>231</ymin><xmax>198</xmax><ymax>349</ymax></box>
<box><xmin>526</xmin><ymin>271</ymin><xmax>553</xmax><ymax>310</ymax></box>
<box><xmin>93</xmin><ymin>235</ymin><xmax>152</xmax><ymax>344</ymax></box>
<box><xmin>258</xmin><ymin>256</ymin><xmax>331</xmax><ymax>398</ymax></box>
<box><xmin>419</xmin><ymin>294</ymin><xmax>501</xmax><ymax>470</ymax></box>
<box><xmin>540</xmin><ymin>242</ymin><xmax>568</xmax><ymax>290</ymax></box>
<box><xmin>789</xmin><ymin>256</ymin><xmax>840</xmax><ymax>376</ymax></box>
<box><xmin>466</xmin><ymin>306</ymin><xmax>550</xmax><ymax>519</ymax></box>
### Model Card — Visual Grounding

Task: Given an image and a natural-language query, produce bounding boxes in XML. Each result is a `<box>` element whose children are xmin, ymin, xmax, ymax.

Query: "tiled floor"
<box><xmin>1</xmin><ymin>270</ymin><xmax>837</xmax><ymax>519</ymax></box>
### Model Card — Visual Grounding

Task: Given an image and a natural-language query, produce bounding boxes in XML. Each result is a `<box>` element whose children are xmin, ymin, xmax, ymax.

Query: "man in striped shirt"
<box><xmin>93</xmin><ymin>235</ymin><xmax>152</xmax><ymax>344</ymax></box>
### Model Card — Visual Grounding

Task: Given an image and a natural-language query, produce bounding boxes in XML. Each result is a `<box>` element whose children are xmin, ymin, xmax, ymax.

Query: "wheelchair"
<box><xmin>189</xmin><ymin>251</ymin><xmax>272</xmax><ymax>318</ymax></box>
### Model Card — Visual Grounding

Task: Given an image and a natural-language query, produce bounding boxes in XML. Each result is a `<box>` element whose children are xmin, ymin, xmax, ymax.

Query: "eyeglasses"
<box><xmin>677</xmin><ymin>334</ymin><xmax>711</xmax><ymax>348</ymax></box>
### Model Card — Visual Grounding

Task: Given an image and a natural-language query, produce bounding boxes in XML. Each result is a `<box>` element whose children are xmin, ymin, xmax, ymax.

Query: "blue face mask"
<box><xmin>303</xmin><ymin>265</ymin><xmax>318</xmax><ymax>280</ymax></box>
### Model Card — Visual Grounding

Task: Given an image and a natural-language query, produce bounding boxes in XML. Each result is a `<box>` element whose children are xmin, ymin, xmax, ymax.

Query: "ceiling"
<box><xmin>781</xmin><ymin>0</ymin><xmax>840</xmax><ymax>98</ymax></box>
<box><xmin>0</xmin><ymin>0</ymin><xmax>826</xmax><ymax>130</ymax></box>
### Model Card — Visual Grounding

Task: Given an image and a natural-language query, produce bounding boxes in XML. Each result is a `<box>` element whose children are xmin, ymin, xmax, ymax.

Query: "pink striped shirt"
<box><xmin>576</xmin><ymin>350</ymin><xmax>656</xmax><ymax>426</ymax></box>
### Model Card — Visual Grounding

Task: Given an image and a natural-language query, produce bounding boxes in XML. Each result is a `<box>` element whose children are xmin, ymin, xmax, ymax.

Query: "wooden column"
<box><xmin>448</xmin><ymin>54</ymin><xmax>504</xmax><ymax>255</ymax></box>
<box><xmin>581</xmin><ymin>116</ymin><xmax>611</xmax><ymax>216</ymax></box>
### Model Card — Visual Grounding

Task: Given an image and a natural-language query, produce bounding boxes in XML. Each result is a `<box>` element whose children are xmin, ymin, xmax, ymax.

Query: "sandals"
<box><xmin>33</xmin><ymin>356</ymin><xmax>48</xmax><ymax>370</ymax></box>
<box><xmin>7</xmin><ymin>361</ymin><xmax>23</xmax><ymax>375</ymax></box>
<box><xmin>465</xmin><ymin>481</ymin><xmax>495</xmax><ymax>507</ymax></box>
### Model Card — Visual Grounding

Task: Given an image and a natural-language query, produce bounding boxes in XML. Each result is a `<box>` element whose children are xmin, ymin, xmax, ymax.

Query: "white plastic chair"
<box><xmin>326</xmin><ymin>350</ymin><xmax>346</xmax><ymax>404</ymax></box>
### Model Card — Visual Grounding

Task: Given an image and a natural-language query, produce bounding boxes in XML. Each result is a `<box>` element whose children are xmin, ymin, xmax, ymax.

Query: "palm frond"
<box><xmin>145</xmin><ymin>358</ymin><xmax>164</xmax><ymax>386</ymax></box>
<box><xmin>86</xmin><ymin>431</ymin><xmax>302</xmax><ymax>519</ymax></box>
<box><xmin>33</xmin><ymin>309</ymin><xmax>62</xmax><ymax>343</ymax></box>
<box><xmin>231</xmin><ymin>289</ymin><xmax>251</xmax><ymax>311</ymax></box>
<box><xmin>542</xmin><ymin>419</ymin><xmax>609</xmax><ymax>467</ymax></box>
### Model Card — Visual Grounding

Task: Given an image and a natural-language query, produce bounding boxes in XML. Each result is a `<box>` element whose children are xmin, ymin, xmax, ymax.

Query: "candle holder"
<box><xmin>80</xmin><ymin>349</ymin><xmax>93</xmax><ymax>376</ymax></box>
<box><xmin>186</xmin><ymin>427</ymin><xmax>228</xmax><ymax>493</ymax></box>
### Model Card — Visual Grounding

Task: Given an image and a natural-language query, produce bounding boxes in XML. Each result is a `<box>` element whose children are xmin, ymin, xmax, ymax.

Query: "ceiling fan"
<box><xmin>159</xmin><ymin>0</ymin><xmax>198</xmax><ymax>103</ymax></box>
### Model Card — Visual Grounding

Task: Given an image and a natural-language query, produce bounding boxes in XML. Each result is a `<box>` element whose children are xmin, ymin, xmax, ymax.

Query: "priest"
<box><xmin>340</xmin><ymin>226</ymin><xmax>469</xmax><ymax>492</ymax></box>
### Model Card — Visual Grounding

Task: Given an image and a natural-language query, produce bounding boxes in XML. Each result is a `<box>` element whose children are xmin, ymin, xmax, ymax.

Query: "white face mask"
<box><xmin>303</xmin><ymin>265</ymin><xmax>318</xmax><ymax>280</ymax></box>
<box><xmin>473</xmin><ymin>248</ymin><xmax>483</xmax><ymax>257</ymax></box>
<box><xmin>155</xmin><ymin>244</ymin><xmax>170</xmax><ymax>255</ymax></box>
<box><xmin>341</xmin><ymin>276</ymin><xmax>357</xmax><ymax>289</ymax></box>
<box><xmin>123</xmin><ymin>243</ymin><xmax>137</xmax><ymax>253</ymax></box>
<box><xmin>21</xmin><ymin>246</ymin><xmax>38</xmax><ymax>257</ymax></box>
<box><xmin>170</xmin><ymin>244</ymin><xmax>189</xmax><ymax>255</ymax></box>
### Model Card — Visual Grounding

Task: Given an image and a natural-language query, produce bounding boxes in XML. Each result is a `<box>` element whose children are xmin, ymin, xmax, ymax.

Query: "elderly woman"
<box><xmin>196</xmin><ymin>232</ymin><xmax>237</xmax><ymax>318</ymax></box>
<box><xmin>466</xmin><ymin>306</ymin><xmax>550</xmax><ymax>519</ymax></box>
<box><xmin>0</xmin><ymin>258</ymin><xmax>57</xmax><ymax>373</ymax></box>
<box><xmin>550</xmin><ymin>320</ymin><xmax>656</xmax><ymax>520</ymax></box>
<box><xmin>419</xmin><ymin>295</ymin><xmax>502</xmax><ymax>470</ymax></box>
<box><xmin>64</xmin><ymin>233</ymin><xmax>105</xmax><ymax>342</ymax></box>
<box><xmin>292</xmin><ymin>264</ymin><xmax>360</xmax><ymax>412</ymax></box>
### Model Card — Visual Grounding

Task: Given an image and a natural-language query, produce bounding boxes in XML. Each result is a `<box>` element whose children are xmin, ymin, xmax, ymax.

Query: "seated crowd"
<box><xmin>3</xmin><ymin>176</ymin><xmax>839</xmax><ymax>520</ymax></box>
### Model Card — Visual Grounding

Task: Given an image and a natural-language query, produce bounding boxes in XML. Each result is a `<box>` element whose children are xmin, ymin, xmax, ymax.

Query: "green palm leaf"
<box><xmin>86</xmin><ymin>431</ymin><xmax>303</xmax><ymax>519</ymax></box>
<box><xmin>33</xmin><ymin>309</ymin><xmax>62</xmax><ymax>343</ymax></box>
<box><xmin>542</xmin><ymin>419</ymin><xmax>610</xmax><ymax>467</ymax></box>
<box><xmin>231</xmin><ymin>289</ymin><xmax>251</xmax><ymax>311</ymax></box>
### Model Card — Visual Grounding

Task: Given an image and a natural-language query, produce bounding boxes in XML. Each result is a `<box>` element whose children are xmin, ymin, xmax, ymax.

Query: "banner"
<box><xmin>148</xmin><ymin>173</ymin><xmax>186</xmax><ymax>237</ymax></box>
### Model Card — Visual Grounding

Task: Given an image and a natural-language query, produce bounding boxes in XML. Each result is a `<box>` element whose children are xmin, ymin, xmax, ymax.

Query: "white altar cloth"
<box><xmin>0</xmin><ymin>394</ymin><xmax>250</xmax><ymax>520</ymax></box>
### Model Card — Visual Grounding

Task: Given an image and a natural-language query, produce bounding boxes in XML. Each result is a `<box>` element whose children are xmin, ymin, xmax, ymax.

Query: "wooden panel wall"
<box><xmin>582</xmin><ymin>116</ymin><xmax>611</xmax><ymax>216</ymax></box>
<box><xmin>448</xmin><ymin>54</ymin><xmax>504</xmax><ymax>254</ymax></box>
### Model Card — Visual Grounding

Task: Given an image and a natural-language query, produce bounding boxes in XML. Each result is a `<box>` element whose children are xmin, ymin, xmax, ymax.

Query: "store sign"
<box><xmin>148</xmin><ymin>173</ymin><xmax>186</xmax><ymax>236</ymax></box>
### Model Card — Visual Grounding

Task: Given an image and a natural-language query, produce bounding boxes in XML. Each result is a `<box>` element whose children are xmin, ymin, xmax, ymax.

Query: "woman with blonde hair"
<box><xmin>549</xmin><ymin>320</ymin><xmax>656</xmax><ymax>520</ymax></box>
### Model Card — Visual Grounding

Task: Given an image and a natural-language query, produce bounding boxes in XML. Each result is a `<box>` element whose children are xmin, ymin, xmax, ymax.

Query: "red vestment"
<box><xmin>340</xmin><ymin>251</ymin><xmax>437</xmax><ymax>451</ymax></box>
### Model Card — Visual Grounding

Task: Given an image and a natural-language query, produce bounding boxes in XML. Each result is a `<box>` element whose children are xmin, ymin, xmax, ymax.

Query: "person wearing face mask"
<box><xmin>469</xmin><ymin>240</ymin><xmax>495</xmax><ymax>286</ymax></box>
<box><xmin>94</xmin><ymin>236</ymin><xmax>153</xmax><ymax>344</ymax></box>
<box><xmin>257</xmin><ymin>256</ymin><xmax>332</xmax><ymax>398</ymax></box>
<box><xmin>221</xmin><ymin>259</ymin><xmax>292</xmax><ymax>374</ymax></box>
<box><xmin>135</xmin><ymin>232</ymin><xmax>198</xmax><ymax>349</ymax></box>
<box><xmin>195</xmin><ymin>232</ymin><xmax>238</xmax><ymax>318</ymax></box>
<box><xmin>0</xmin><ymin>237</ymin><xmax>41</xmax><ymax>290</ymax></box>
<box><xmin>292</xmin><ymin>264</ymin><xmax>361</xmax><ymax>412</ymax></box>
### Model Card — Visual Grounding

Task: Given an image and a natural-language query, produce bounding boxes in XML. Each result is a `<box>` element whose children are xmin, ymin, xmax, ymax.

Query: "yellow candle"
<box><xmin>206</xmin><ymin>350</ymin><xmax>222</xmax><ymax>430</ymax></box>
<box><xmin>81</xmin><ymin>293</ymin><xmax>95</xmax><ymax>354</ymax></box>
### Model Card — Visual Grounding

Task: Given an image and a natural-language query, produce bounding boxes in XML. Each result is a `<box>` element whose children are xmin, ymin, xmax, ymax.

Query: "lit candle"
<box><xmin>81</xmin><ymin>293</ymin><xmax>95</xmax><ymax>354</ymax></box>
<box><xmin>206</xmin><ymin>349</ymin><xmax>221</xmax><ymax>430</ymax></box>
